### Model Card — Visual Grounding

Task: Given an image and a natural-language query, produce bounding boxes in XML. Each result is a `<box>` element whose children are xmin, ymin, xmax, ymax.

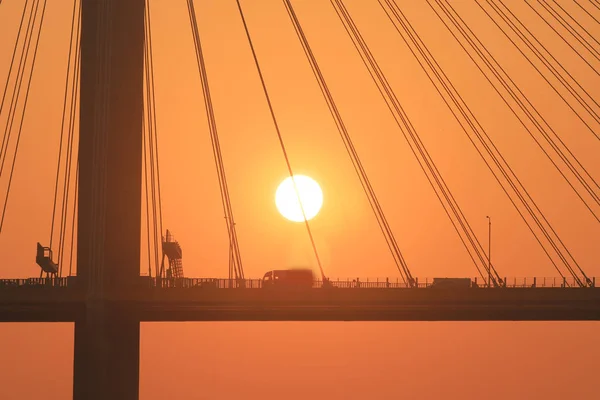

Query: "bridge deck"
<box><xmin>1</xmin><ymin>277</ymin><xmax>599</xmax><ymax>322</ymax></box>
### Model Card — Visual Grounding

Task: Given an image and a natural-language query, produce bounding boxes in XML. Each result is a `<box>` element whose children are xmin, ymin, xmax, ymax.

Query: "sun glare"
<box><xmin>275</xmin><ymin>175</ymin><xmax>323</xmax><ymax>222</ymax></box>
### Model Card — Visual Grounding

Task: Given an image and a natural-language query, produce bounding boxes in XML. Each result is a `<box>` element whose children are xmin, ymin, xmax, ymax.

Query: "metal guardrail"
<box><xmin>0</xmin><ymin>277</ymin><xmax>71</xmax><ymax>287</ymax></box>
<box><xmin>150</xmin><ymin>276</ymin><xmax>596</xmax><ymax>289</ymax></box>
<box><xmin>0</xmin><ymin>276</ymin><xmax>595</xmax><ymax>288</ymax></box>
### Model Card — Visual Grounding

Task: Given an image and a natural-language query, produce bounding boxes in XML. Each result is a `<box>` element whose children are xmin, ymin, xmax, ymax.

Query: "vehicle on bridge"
<box><xmin>262</xmin><ymin>269</ymin><xmax>314</xmax><ymax>289</ymax></box>
<box><xmin>430</xmin><ymin>277</ymin><xmax>472</xmax><ymax>289</ymax></box>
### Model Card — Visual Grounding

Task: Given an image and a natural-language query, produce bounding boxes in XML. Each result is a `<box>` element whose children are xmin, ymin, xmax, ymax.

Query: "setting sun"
<box><xmin>275</xmin><ymin>175</ymin><xmax>323</xmax><ymax>222</ymax></box>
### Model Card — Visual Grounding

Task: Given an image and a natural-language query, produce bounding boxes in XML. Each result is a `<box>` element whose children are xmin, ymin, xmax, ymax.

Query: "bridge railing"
<box><xmin>496</xmin><ymin>276</ymin><xmax>594</xmax><ymax>288</ymax></box>
<box><xmin>0</xmin><ymin>277</ymin><xmax>71</xmax><ymax>287</ymax></box>
<box><xmin>0</xmin><ymin>276</ymin><xmax>595</xmax><ymax>288</ymax></box>
<box><xmin>148</xmin><ymin>276</ymin><xmax>596</xmax><ymax>289</ymax></box>
<box><xmin>148</xmin><ymin>278</ymin><xmax>416</xmax><ymax>289</ymax></box>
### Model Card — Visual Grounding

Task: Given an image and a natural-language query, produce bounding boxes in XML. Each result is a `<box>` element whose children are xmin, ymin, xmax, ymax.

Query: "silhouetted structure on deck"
<box><xmin>35</xmin><ymin>243</ymin><xmax>58</xmax><ymax>278</ymax></box>
<box><xmin>162</xmin><ymin>230</ymin><xmax>184</xmax><ymax>279</ymax></box>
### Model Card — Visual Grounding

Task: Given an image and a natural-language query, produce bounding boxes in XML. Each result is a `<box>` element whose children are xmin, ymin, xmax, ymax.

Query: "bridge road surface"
<box><xmin>1</xmin><ymin>282</ymin><xmax>599</xmax><ymax>322</ymax></box>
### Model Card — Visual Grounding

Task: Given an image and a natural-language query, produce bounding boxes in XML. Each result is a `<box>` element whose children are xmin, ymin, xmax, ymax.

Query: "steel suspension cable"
<box><xmin>187</xmin><ymin>0</ymin><xmax>244</xmax><ymax>281</ymax></box>
<box><xmin>428</xmin><ymin>0</ymin><xmax>600</xmax><ymax>221</ymax></box>
<box><xmin>532</xmin><ymin>0</ymin><xmax>600</xmax><ymax>66</ymax></box>
<box><xmin>386</xmin><ymin>0</ymin><xmax>588</xmax><ymax>285</ymax></box>
<box><xmin>142</xmin><ymin>121</ymin><xmax>154</xmax><ymax>278</ymax></box>
<box><xmin>385</xmin><ymin>1</ymin><xmax>506</xmax><ymax>284</ymax></box>
<box><xmin>68</xmin><ymin>164</ymin><xmax>78</xmax><ymax>276</ymax></box>
<box><xmin>331</xmin><ymin>0</ymin><xmax>502</xmax><ymax>285</ymax></box>
<box><xmin>0</xmin><ymin>0</ymin><xmax>30</xmax><ymax>118</ymax></box>
<box><xmin>0</xmin><ymin>0</ymin><xmax>33</xmax><ymax>164</ymax></box>
<box><xmin>56</xmin><ymin>0</ymin><xmax>81</xmax><ymax>277</ymax></box>
<box><xmin>50</xmin><ymin>0</ymin><xmax>77</xmax><ymax>251</ymax></box>
<box><xmin>284</xmin><ymin>0</ymin><xmax>414</xmax><ymax>285</ymax></box>
<box><xmin>428</xmin><ymin>0</ymin><xmax>596</xmax><ymax>280</ymax></box>
<box><xmin>234</xmin><ymin>0</ymin><xmax>327</xmax><ymax>280</ymax></box>
<box><xmin>479</xmin><ymin>0</ymin><xmax>600</xmax><ymax>141</ymax></box>
<box><xmin>513</xmin><ymin>0</ymin><xmax>600</xmax><ymax>109</ymax></box>
<box><xmin>56</xmin><ymin>43</ymin><xmax>79</xmax><ymax>278</ymax></box>
<box><xmin>573</xmin><ymin>0</ymin><xmax>600</xmax><ymax>25</ymax></box>
<box><xmin>550</xmin><ymin>0</ymin><xmax>600</xmax><ymax>49</ymax></box>
<box><xmin>50</xmin><ymin>0</ymin><xmax>80</xmax><ymax>270</ymax></box>
<box><xmin>380</xmin><ymin>0</ymin><xmax>590</xmax><ymax>285</ymax></box>
<box><xmin>0</xmin><ymin>0</ymin><xmax>38</xmax><ymax>176</ymax></box>
<box><xmin>146</xmin><ymin>1</ymin><xmax>164</xmax><ymax>276</ymax></box>
<box><xmin>0</xmin><ymin>0</ymin><xmax>48</xmax><ymax>233</ymax></box>
<box><xmin>403</xmin><ymin>0</ymin><xmax>595</xmax><ymax>285</ymax></box>
<box><xmin>335</xmin><ymin>0</ymin><xmax>501</xmax><ymax>285</ymax></box>
<box><xmin>61</xmin><ymin>23</ymin><xmax>81</xmax><ymax>278</ymax></box>
<box><xmin>532</xmin><ymin>1</ymin><xmax>600</xmax><ymax>76</ymax></box>
<box><xmin>143</xmin><ymin>1</ymin><xmax>162</xmax><ymax>279</ymax></box>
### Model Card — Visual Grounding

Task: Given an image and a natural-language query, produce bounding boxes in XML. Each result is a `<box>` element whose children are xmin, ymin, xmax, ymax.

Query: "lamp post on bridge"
<box><xmin>486</xmin><ymin>216</ymin><xmax>492</xmax><ymax>288</ymax></box>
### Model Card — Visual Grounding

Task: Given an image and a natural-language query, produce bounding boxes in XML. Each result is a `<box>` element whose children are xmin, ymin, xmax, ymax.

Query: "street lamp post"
<box><xmin>486</xmin><ymin>216</ymin><xmax>492</xmax><ymax>288</ymax></box>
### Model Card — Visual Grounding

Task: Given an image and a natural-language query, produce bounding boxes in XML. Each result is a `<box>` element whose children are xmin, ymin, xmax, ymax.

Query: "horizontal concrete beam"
<box><xmin>0</xmin><ymin>298</ymin><xmax>599</xmax><ymax>322</ymax></box>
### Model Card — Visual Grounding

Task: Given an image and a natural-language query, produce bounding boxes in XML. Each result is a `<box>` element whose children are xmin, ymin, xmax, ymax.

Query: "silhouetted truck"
<box><xmin>262</xmin><ymin>269</ymin><xmax>314</xmax><ymax>289</ymax></box>
<box><xmin>430</xmin><ymin>278</ymin><xmax>472</xmax><ymax>288</ymax></box>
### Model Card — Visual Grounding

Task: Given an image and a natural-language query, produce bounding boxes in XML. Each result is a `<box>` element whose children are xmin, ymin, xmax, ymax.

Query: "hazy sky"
<box><xmin>0</xmin><ymin>0</ymin><xmax>599</xmax><ymax>399</ymax></box>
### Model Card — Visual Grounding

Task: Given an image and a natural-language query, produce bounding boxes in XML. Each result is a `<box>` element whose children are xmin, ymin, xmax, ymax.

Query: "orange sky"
<box><xmin>0</xmin><ymin>0</ymin><xmax>599</xmax><ymax>399</ymax></box>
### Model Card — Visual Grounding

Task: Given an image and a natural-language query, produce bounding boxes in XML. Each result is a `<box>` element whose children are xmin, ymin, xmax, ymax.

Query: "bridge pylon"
<box><xmin>73</xmin><ymin>1</ymin><xmax>145</xmax><ymax>399</ymax></box>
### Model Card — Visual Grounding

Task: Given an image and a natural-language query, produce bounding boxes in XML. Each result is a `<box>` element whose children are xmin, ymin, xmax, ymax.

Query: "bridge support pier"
<box><xmin>73</xmin><ymin>305</ymin><xmax>140</xmax><ymax>400</ymax></box>
<box><xmin>75</xmin><ymin>0</ymin><xmax>145</xmax><ymax>399</ymax></box>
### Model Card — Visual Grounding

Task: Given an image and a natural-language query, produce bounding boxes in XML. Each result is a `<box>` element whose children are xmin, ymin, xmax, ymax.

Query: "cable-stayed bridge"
<box><xmin>0</xmin><ymin>1</ymin><xmax>599</xmax><ymax>399</ymax></box>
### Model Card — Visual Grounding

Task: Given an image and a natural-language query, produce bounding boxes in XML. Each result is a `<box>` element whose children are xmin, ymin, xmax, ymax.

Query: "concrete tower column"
<box><xmin>74</xmin><ymin>1</ymin><xmax>145</xmax><ymax>399</ymax></box>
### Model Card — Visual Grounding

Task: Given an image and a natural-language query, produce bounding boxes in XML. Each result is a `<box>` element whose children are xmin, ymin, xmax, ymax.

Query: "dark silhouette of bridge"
<box><xmin>0</xmin><ymin>1</ymin><xmax>599</xmax><ymax>399</ymax></box>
